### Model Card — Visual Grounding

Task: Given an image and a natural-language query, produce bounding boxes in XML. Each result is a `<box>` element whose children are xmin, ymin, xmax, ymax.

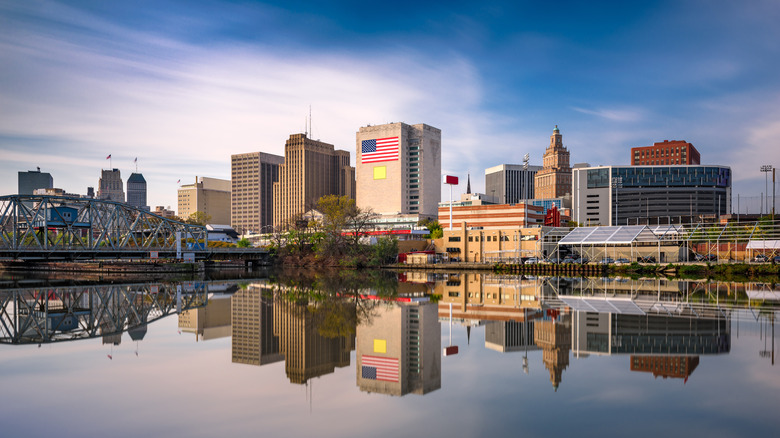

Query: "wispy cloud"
<box><xmin>570</xmin><ymin>106</ymin><xmax>645</xmax><ymax>123</ymax></box>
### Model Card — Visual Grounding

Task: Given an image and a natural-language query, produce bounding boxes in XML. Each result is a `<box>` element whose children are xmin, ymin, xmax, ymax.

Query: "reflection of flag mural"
<box><xmin>361</xmin><ymin>355</ymin><xmax>399</xmax><ymax>382</ymax></box>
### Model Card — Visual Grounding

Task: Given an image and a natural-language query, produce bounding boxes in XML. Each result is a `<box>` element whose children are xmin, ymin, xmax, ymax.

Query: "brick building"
<box><xmin>631</xmin><ymin>140</ymin><xmax>700</xmax><ymax>166</ymax></box>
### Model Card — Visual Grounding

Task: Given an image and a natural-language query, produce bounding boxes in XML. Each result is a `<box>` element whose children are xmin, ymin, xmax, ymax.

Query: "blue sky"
<box><xmin>2</xmin><ymin>0</ymin><xmax>779</xmax><ymax>212</ymax></box>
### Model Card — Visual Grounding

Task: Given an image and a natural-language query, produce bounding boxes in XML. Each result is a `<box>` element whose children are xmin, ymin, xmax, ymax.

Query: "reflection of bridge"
<box><xmin>0</xmin><ymin>195</ymin><xmax>270</xmax><ymax>262</ymax></box>
<box><xmin>0</xmin><ymin>282</ymin><xmax>208</xmax><ymax>344</ymax></box>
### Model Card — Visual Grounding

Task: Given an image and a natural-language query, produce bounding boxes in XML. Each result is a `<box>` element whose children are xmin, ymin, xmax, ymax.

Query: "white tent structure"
<box><xmin>557</xmin><ymin>225</ymin><xmax>676</xmax><ymax>262</ymax></box>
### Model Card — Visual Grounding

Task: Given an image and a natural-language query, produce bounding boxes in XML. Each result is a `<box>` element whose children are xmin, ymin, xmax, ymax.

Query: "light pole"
<box><xmin>611</xmin><ymin>176</ymin><xmax>623</xmax><ymax>226</ymax></box>
<box><xmin>761</xmin><ymin>165</ymin><xmax>772</xmax><ymax>217</ymax></box>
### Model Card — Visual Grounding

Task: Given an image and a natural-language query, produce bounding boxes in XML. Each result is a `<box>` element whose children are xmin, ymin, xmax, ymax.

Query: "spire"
<box><xmin>466</xmin><ymin>173</ymin><xmax>471</xmax><ymax>194</ymax></box>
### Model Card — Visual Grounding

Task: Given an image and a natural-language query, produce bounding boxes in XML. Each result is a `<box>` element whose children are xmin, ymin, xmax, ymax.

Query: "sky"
<box><xmin>1</xmin><ymin>0</ymin><xmax>779</xmax><ymax>213</ymax></box>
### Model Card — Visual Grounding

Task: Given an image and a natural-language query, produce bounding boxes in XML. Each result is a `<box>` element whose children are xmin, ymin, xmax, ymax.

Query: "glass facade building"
<box><xmin>574</xmin><ymin>165</ymin><xmax>731</xmax><ymax>226</ymax></box>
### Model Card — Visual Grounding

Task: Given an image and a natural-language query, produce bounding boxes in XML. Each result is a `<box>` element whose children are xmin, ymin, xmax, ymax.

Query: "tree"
<box><xmin>186</xmin><ymin>211</ymin><xmax>211</xmax><ymax>225</ymax></box>
<box><xmin>316</xmin><ymin>195</ymin><xmax>377</xmax><ymax>252</ymax></box>
<box><xmin>419</xmin><ymin>218</ymin><xmax>443</xmax><ymax>239</ymax></box>
<box><xmin>237</xmin><ymin>238</ymin><xmax>251</xmax><ymax>248</ymax></box>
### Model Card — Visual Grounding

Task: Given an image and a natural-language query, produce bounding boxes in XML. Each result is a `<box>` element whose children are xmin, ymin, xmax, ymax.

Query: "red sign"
<box><xmin>443</xmin><ymin>346</ymin><xmax>459</xmax><ymax>356</ymax></box>
<box><xmin>443</xmin><ymin>175</ymin><xmax>459</xmax><ymax>185</ymax></box>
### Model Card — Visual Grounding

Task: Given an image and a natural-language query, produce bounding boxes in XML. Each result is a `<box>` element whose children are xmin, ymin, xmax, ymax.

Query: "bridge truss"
<box><xmin>0</xmin><ymin>195</ymin><xmax>206</xmax><ymax>257</ymax></box>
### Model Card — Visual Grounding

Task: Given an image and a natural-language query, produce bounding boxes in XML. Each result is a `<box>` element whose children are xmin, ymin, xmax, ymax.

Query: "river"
<box><xmin>1</xmin><ymin>270</ymin><xmax>778</xmax><ymax>437</ymax></box>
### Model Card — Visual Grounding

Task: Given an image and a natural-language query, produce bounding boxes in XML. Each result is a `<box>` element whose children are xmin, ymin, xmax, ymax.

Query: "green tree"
<box><xmin>186</xmin><ymin>211</ymin><xmax>211</xmax><ymax>225</ymax></box>
<box><xmin>237</xmin><ymin>238</ymin><xmax>251</xmax><ymax>248</ymax></box>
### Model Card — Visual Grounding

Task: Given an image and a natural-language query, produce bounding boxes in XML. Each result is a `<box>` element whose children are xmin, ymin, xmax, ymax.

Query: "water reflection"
<box><xmin>0</xmin><ymin>281</ymin><xmax>208</xmax><ymax>344</ymax></box>
<box><xmin>2</xmin><ymin>271</ymin><xmax>777</xmax><ymax>393</ymax></box>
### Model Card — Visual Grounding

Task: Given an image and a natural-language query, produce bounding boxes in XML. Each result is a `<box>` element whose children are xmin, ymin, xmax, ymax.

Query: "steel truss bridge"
<box><xmin>0</xmin><ymin>281</ymin><xmax>208</xmax><ymax>344</ymax></box>
<box><xmin>0</xmin><ymin>195</ymin><xmax>207</xmax><ymax>260</ymax></box>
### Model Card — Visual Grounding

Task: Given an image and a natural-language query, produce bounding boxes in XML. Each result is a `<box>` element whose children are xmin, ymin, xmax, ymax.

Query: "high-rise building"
<box><xmin>356</xmin><ymin>301</ymin><xmax>441</xmax><ymax>396</ymax></box>
<box><xmin>485</xmin><ymin>164</ymin><xmax>542</xmax><ymax>204</ymax></box>
<box><xmin>356</xmin><ymin>123</ymin><xmax>441</xmax><ymax>219</ymax></box>
<box><xmin>272</xmin><ymin>289</ymin><xmax>354</xmax><ymax>384</ymax></box>
<box><xmin>572</xmin><ymin>165</ymin><xmax>731</xmax><ymax>226</ymax></box>
<box><xmin>534</xmin><ymin>126</ymin><xmax>572</xmax><ymax>200</ymax></box>
<box><xmin>126</xmin><ymin>172</ymin><xmax>148</xmax><ymax>210</ymax></box>
<box><xmin>231</xmin><ymin>283</ymin><xmax>283</xmax><ymax>367</ymax></box>
<box><xmin>18</xmin><ymin>168</ymin><xmax>53</xmax><ymax>195</ymax></box>
<box><xmin>97</xmin><ymin>168</ymin><xmax>125</xmax><ymax>202</ymax></box>
<box><xmin>272</xmin><ymin>133</ymin><xmax>355</xmax><ymax>228</ymax></box>
<box><xmin>632</xmin><ymin>140</ymin><xmax>700</xmax><ymax>166</ymax></box>
<box><xmin>177</xmin><ymin>176</ymin><xmax>231</xmax><ymax>224</ymax></box>
<box><xmin>231</xmin><ymin>152</ymin><xmax>284</xmax><ymax>235</ymax></box>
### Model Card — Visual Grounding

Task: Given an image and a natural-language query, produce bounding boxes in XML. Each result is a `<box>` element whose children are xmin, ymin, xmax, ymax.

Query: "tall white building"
<box><xmin>356</xmin><ymin>123</ymin><xmax>441</xmax><ymax>219</ymax></box>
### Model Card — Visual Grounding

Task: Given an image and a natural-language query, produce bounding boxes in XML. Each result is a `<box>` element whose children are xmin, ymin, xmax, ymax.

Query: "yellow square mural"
<box><xmin>373</xmin><ymin>339</ymin><xmax>387</xmax><ymax>353</ymax></box>
<box><xmin>373</xmin><ymin>166</ymin><xmax>386</xmax><ymax>180</ymax></box>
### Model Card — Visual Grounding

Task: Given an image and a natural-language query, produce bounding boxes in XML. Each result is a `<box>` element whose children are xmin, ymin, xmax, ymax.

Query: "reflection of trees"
<box><xmin>269</xmin><ymin>268</ymin><xmax>398</xmax><ymax>338</ymax></box>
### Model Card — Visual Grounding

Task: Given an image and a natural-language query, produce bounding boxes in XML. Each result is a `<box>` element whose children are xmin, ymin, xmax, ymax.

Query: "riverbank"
<box><xmin>391</xmin><ymin>261</ymin><xmax>780</xmax><ymax>280</ymax></box>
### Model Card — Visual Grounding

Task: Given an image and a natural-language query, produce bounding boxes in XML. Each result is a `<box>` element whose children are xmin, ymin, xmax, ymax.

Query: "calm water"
<box><xmin>1</xmin><ymin>271</ymin><xmax>778</xmax><ymax>438</ymax></box>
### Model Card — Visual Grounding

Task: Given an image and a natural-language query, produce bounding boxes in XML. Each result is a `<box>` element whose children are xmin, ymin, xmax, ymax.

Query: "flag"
<box><xmin>106</xmin><ymin>154</ymin><xmax>111</xmax><ymax>159</ymax></box>
<box><xmin>134</xmin><ymin>157</ymin><xmax>137</xmax><ymax>163</ymax></box>
<box><xmin>361</xmin><ymin>355</ymin><xmax>398</xmax><ymax>382</ymax></box>
<box><xmin>361</xmin><ymin>137</ymin><xmax>399</xmax><ymax>164</ymax></box>
<box><xmin>176</xmin><ymin>179</ymin><xmax>181</xmax><ymax>184</ymax></box>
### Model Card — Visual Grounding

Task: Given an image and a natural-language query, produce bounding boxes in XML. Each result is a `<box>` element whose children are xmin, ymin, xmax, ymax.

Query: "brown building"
<box><xmin>231</xmin><ymin>283</ymin><xmax>283</xmax><ymax>367</ymax></box>
<box><xmin>177</xmin><ymin>176</ymin><xmax>231</xmax><ymax>224</ymax></box>
<box><xmin>231</xmin><ymin>152</ymin><xmax>284</xmax><ymax>235</ymax></box>
<box><xmin>434</xmin><ymin>273</ymin><xmax>544</xmax><ymax>322</ymax></box>
<box><xmin>534</xmin><ymin>126</ymin><xmax>572</xmax><ymax>199</ymax></box>
<box><xmin>438</xmin><ymin>203</ymin><xmax>546</xmax><ymax>230</ymax></box>
<box><xmin>630</xmin><ymin>355</ymin><xmax>700</xmax><ymax>381</ymax></box>
<box><xmin>438</xmin><ymin>225</ymin><xmax>568</xmax><ymax>262</ymax></box>
<box><xmin>272</xmin><ymin>290</ymin><xmax>355</xmax><ymax>384</ymax></box>
<box><xmin>272</xmin><ymin>133</ymin><xmax>355</xmax><ymax>228</ymax></box>
<box><xmin>631</xmin><ymin>140</ymin><xmax>700</xmax><ymax>166</ymax></box>
<box><xmin>534</xmin><ymin>312</ymin><xmax>572</xmax><ymax>391</ymax></box>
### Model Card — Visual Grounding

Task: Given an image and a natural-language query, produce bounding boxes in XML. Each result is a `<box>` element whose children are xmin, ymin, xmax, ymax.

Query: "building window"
<box><xmin>448</xmin><ymin>236</ymin><xmax>461</xmax><ymax>242</ymax></box>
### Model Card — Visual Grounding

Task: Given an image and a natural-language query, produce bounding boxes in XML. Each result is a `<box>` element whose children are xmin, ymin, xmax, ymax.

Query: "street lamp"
<box><xmin>611</xmin><ymin>176</ymin><xmax>623</xmax><ymax>226</ymax></box>
<box><xmin>761</xmin><ymin>165</ymin><xmax>772</xmax><ymax>217</ymax></box>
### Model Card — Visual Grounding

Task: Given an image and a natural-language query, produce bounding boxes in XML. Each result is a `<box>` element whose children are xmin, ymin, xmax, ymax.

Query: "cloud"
<box><xmin>570</xmin><ymin>106</ymin><xmax>645</xmax><ymax>123</ymax></box>
<box><xmin>0</xmin><ymin>2</ymin><xmax>502</xmax><ymax>210</ymax></box>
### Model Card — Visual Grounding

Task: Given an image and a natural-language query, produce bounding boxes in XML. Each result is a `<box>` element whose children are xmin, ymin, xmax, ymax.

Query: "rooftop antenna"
<box><xmin>309</xmin><ymin>105</ymin><xmax>312</xmax><ymax>139</ymax></box>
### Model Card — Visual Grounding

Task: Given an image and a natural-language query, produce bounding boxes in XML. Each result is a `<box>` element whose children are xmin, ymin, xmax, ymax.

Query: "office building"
<box><xmin>273</xmin><ymin>133</ymin><xmax>355</xmax><ymax>228</ymax></box>
<box><xmin>178</xmin><ymin>295</ymin><xmax>232</xmax><ymax>341</ymax></box>
<box><xmin>485</xmin><ymin>321</ymin><xmax>540</xmax><ymax>353</ymax></box>
<box><xmin>231</xmin><ymin>283</ymin><xmax>283</xmax><ymax>367</ymax></box>
<box><xmin>356</xmin><ymin>123</ymin><xmax>441</xmax><ymax>219</ymax></box>
<box><xmin>153</xmin><ymin>206</ymin><xmax>176</xmax><ymax>219</ymax></box>
<box><xmin>231</xmin><ymin>152</ymin><xmax>284</xmax><ymax>235</ymax></box>
<box><xmin>356</xmin><ymin>301</ymin><xmax>441</xmax><ymax>396</ymax></box>
<box><xmin>97</xmin><ymin>169</ymin><xmax>125</xmax><ymax>202</ymax></box>
<box><xmin>272</xmin><ymin>289</ymin><xmax>354</xmax><ymax>384</ymax></box>
<box><xmin>572</xmin><ymin>165</ymin><xmax>732</xmax><ymax>226</ymax></box>
<box><xmin>632</xmin><ymin>140</ymin><xmax>700</xmax><ymax>166</ymax></box>
<box><xmin>485</xmin><ymin>164</ymin><xmax>542</xmax><ymax>204</ymax></box>
<box><xmin>534</xmin><ymin>125</ymin><xmax>572</xmax><ymax>200</ymax></box>
<box><xmin>177</xmin><ymin>176</ymin><xmax>231</xmax><ymax>224</ymax></box>
<box><xmin>18</xmin><ymin>168</ymin><xmax>53</xmax><ymax>195</ymax></box>
<box><xmin>126</xmin><ymin>172</ymin><xmax>148</xmax><ymax>210</ymax></box>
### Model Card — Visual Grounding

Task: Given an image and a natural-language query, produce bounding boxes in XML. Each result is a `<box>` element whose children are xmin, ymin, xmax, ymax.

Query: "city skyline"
<box><xmin>1</xmin><ymin>1</ymin><xmax>779</xmax><ymax>211</ymax></box>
